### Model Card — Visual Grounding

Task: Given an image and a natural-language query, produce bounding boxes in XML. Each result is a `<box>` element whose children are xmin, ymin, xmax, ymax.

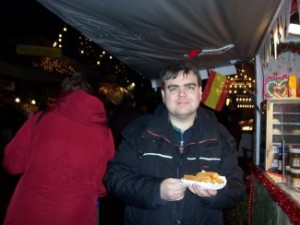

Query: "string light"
<box><xmin>227</xmin><ymin>64</ymin><xmax>256</xmax><ymax>109</ymax></box>
<box><xmin>3</xmin><ymin>23</ymin><xmax>149</xmax><ymax>113</ymax></box>
<box><xmin>33</xmin><ymin>57</ymin><xmax>76</xmax><ymax>75</ymax></box>
<box><xmin>47</xmin><ymin>24</ymin><xmax>140</xmax><ymax>87</ymax></box>
<box><xmin>15</xmin><ymin>97</ymin><xmax>20</xmax><ymax>103</ymax></box>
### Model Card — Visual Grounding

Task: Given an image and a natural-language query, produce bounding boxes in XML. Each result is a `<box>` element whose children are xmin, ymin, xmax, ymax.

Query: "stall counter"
<box><xmin>249</xmin><ymin>164</ymin><xmax>300</xmax><ymax>225</ymax></box>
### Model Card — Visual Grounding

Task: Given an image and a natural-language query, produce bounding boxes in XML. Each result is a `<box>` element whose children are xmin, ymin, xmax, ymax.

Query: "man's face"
<box><xmin>161</xmin><ymin>71</ymin><xmax>202</xmax><ymax>120</ymax></box>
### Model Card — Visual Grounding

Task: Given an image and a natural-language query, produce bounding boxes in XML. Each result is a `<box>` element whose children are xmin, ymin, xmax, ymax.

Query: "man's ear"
<box><xmin>161</xmin><ymin>88</ymin><xmax>165</xmax><ymax>103</ymax></box>
<box><xmin>198</xmin><ymin>87</ymin><xmax>202</xmax><ymax>98</ymax></box>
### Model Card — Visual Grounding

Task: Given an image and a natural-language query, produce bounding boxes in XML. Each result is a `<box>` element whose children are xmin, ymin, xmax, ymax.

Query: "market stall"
<box><xmin>34</xmin><ymin>0</ymin><xmax>300</xmax><ymax>224</ymax></box>
<box><xmin>247</xmin><ymin>38</ymin><xmax>300</xmax><ymax>224</ymax></box>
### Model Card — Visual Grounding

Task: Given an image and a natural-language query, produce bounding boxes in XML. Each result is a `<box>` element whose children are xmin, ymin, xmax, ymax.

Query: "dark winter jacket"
<box><xmin>104</xmin><ymin>104</ymin><xmax>246</xmax><ymax>225</ymax></box>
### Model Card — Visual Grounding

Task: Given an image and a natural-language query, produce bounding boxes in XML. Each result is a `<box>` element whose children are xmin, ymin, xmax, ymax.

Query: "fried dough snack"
<box><xmin>183</xmin><ymin>171</ymin><xmax>224</xmax><ymax>184</ymax></box>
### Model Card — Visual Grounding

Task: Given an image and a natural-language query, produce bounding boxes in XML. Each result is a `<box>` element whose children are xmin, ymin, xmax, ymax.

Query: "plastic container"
<box><xmin>285</xmin><ymin>165</ymin><xmax>291</xmax><ymax>185</ymax></box>
<box><xmin>290</xmin><ymin>148</ymin><xmax>300</xmax><ymax>169</ymax></box>
<box><xmin>290</xmin><ymin>167</ymin><xmax>300</xmax><ymax>190</ymax></box>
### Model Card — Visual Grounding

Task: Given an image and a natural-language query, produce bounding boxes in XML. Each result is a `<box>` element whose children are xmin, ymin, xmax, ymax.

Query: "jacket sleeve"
<box><xmin>97</xmin><ymin>127</ymin><xmax>115</xmax><ymax>197</ymax></box>
<box><xmin>3</xmin><ymin>113</ymin><xmax>40</xmax><ymax>175</ymax></box>
<box><xmin>204</xmin><ymin>123</ymin><xmax>246</xmax><ymax>209</ymax></box>
<box><xmin>104</xmin><ymin>115</ymin><xmax>164</xmax><ymax>209</ymax></box>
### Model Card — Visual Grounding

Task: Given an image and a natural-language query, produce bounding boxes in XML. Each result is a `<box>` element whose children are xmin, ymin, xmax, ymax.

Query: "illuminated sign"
<box><xmin>16</xmin><ymin>45</ymin><xmax>62</xmax><ymax>57</ymax></box>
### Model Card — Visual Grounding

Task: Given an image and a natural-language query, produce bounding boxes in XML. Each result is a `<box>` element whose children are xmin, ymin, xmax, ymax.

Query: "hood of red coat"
<box><xmin>50</xmin><ymin>89</ymin><xmax>107</xmax><ymax>125</ymax></box>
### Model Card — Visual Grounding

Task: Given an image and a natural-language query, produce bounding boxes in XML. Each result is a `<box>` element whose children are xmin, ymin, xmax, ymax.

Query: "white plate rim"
<box><xmin>181</xmin><ymin>176</ymin><xmax>227</xmax><ymax>190</ymax></box>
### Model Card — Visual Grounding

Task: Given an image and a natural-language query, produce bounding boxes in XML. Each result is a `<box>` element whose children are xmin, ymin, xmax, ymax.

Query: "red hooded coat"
<box><xmin>3</xmin><ymin>89</ymin><xmax>115</xmax><ymax>225</ymax></box>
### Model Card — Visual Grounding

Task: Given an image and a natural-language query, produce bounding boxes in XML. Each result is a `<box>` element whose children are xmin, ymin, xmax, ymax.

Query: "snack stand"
<box><xmin>30</xmin><ymin>0</ymin><xmax>300</xmax><ymax>223</ymax></box>
<box><xmin>251</xmin><ymin>39</ymin><xmax>300</xmax><ymax>224</ymax></box>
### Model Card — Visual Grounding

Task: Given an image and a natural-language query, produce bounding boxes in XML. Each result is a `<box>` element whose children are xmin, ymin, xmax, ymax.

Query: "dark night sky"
<box><xmin>0</xmin><ymin>0</ymin><xmax>149</xmax><ymax>93</ymax></box>
<box><xmin>0</xmin><ymin>0</ymin><xmax>63</xmax><ymax>40</ymax></box>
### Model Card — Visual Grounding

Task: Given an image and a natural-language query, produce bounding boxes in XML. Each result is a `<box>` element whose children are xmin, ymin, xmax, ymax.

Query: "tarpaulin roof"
<box><xmin>37</xmin><ymin>0</ymin><xmax>292</xmax><ymax>79</ymax></box>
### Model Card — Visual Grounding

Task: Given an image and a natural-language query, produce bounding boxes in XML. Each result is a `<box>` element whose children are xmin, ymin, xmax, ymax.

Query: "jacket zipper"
<box><xmin>176</xmin><ymin>130</ymin><xmax>184</xmax><ymax>225</ymax></box>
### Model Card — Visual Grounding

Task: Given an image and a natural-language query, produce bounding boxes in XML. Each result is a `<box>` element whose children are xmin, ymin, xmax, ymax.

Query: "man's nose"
<box><xmin>178</xmin><ymin>87</ymin><xmax>187</xmax><ymax>96</ymax></box>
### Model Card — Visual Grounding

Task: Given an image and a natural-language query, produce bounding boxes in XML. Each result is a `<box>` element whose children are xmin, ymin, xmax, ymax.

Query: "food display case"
<box><xmin>252</xmin><ymin>98</ymin><xmax>300</xmax><ymax>225</ymax></box>
<box><xmin>260</xmin><ymin>98</ymin><xmax>300</xmax><ymax>186</ymax></box>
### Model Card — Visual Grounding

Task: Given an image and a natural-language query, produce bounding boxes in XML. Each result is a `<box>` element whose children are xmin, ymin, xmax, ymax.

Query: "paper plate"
<box><xmin>181</xmin><ymin>176</ymin><xmax>227</xmax><ymax>190</ymax></box>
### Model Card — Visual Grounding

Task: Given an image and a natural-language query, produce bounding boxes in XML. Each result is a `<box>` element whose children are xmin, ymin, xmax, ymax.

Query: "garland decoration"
<box><xmin>277</xmin><ymin>42</ymin><xmax>300</xmax><ymax>56</ymax></box>
<box><xmin>248</xmin><ymin>163</ymin><xmax>300</xmax><ymax>225</ymax></box>
<box><xmin>247</xmin><ymin>171</ymin><xmax>254</xmax><ymax>225</ymax></box>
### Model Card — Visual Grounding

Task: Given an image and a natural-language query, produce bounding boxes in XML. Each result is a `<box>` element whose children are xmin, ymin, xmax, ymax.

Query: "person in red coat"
<box><xmin>2</xmin><ymin>72</ymin><xmax>115</xmax><ymax>225</ymax></box>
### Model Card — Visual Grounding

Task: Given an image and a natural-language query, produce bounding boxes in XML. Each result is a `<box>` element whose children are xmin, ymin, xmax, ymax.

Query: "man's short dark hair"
<box><xmin>159</xmin><ymin>61</ymin><xmax>201</xmax><ymax>88</ymax></box>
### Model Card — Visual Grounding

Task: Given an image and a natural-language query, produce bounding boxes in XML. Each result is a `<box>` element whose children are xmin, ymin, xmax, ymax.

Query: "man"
<box><xmin>104</xmin><ymin>62</ymin><xmax>246</xmax><ymax>225</ymax></box>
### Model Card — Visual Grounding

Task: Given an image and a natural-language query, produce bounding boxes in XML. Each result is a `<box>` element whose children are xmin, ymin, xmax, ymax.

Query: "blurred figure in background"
<box><xmin>108</xmin><ymin>94</ymin><xmax>141</xmax><ymax>146</ymax></box>
<box><xmin>0</xmin><ymin>101</ymin><xmax>26</xmax><ymax>225</ymax></box>
<box><xmin>216</xmin><ymin>99</ymin><xmax>242</xmax><ymax>150</ymax></box>
<box><xmin>2</xmin><ymin>72</ymin><xmax>115</xmax><ymax>225</ymax></box>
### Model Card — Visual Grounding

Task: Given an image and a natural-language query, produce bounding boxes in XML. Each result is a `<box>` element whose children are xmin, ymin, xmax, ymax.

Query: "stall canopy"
<box><xmin>36</xmin><ymin>0</ymin><xmax>293</xmax><ymax>79</ymax></box>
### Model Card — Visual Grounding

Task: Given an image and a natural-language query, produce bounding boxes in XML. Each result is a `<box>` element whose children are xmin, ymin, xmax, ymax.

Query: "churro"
<box><xmin>183</xmin><ymin>171</ymin><xmax>224</xmax><ymax>184</ymax></box>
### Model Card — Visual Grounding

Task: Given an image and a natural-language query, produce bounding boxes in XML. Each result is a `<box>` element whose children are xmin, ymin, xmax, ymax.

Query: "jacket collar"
<box><xmin>145</xmin><ymin>104</ymin><xmax>218</xmax><ymax>141</ymax></box>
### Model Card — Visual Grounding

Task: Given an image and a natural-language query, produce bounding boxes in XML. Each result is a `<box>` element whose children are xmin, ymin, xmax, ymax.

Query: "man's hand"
<box><xmin>187</xmin><ymin>184</ymin><xmax>217</xmax><ymax>197</ymax></box>
<box><xmin>160</xmin><ymin>178</ymin><xmax>187</xmax><ymax>201</ymax></box>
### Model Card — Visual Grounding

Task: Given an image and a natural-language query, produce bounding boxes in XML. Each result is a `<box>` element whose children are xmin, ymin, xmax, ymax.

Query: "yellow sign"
<box><xmin>16</xmin><ymin>45</ymin><xmax>62</xmax><ymax>57</ymax></box>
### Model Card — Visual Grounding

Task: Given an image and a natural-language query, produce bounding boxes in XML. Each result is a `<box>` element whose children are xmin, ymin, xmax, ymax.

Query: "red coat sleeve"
<box><xmin>3</xmin><ymin>113</ymin><xmax>39</xmax><ymax>174</ymax></box>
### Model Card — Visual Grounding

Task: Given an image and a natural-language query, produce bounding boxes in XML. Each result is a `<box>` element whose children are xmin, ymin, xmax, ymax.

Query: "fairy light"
<box><xmin>33</xmin><ymin>57</ymin><xmax>75</xmax><ymax>75</ymax></box>
<box><xmin>49</xmin><ymin>24</ymin><xmax>138</xmax><ymax>86</ymax></box>
<box><xmin>15</xmin><ymin>97</ymin><xmax>20</xmax><ymax>103</ymax></box>
<box><xmin>4</xmin><ymin>22</ymin><xmax>147</xmax><ymax>116</ymax></box>
<box><xmin>227</xmin><ymin>64</ymin><xmax>256</xmax><ymax>109</ymax></box>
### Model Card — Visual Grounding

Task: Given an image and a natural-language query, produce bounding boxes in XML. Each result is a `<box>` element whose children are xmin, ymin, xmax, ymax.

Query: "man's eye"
<box><xmin>187</xmin><ymin>85</ymin><xmax>195</xmax><ymax>90</ymax></box>
<box><xmin>169</xmin><ymin>87</ymin><xmax>177</xmax><ymax>92</ymax></box>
